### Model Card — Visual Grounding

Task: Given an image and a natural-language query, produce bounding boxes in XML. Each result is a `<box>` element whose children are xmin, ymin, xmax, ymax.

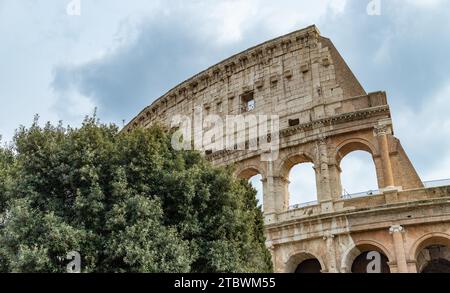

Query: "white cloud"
<box><xmin>54</xmin><ymin>90</ymin><xmax>96</xmax><ymax>122</ymax></box>
<box><xmin>401</xmin><ymin>0</ymin><xmax>444</xmax><ymax>9</ymax></box>
<box><xmin>190</xmin><ymin>0</ymin><xmax>348</xmax><ymax>45</ymax></box>
<box><xmin>207</xmin><ymin>0</ymin><xmax>257</xmax><ymax>44</ymax></box>
<box><xmin>395</xmin><ymin>80</ymin><xmax>450</xmax><ymax>181</ymax></box>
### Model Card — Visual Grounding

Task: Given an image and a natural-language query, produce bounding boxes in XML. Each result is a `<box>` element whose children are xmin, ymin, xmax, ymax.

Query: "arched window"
<box><xmin>340</xmin><ymin>151</ymin><xmax>378</xmax><ymax>198</ymax></box>
<box><xmin>285</xmin><ymin>252</ymin><xmax>323</xmax><ymax>273</ymax></box>
<box><xmin>238</xmin><ymin>167</ymin><xmax>265</xmax><ymax>210</ymax></box>
<box><xmin>248</xmin><ymin>174</ymin><xmax>263</xmax><ymax>209</ymax></box>
<box><xmin>351</xmin><ymin>250</ymin><xmax>391</xmax><ymax>273</ymax></box>
<box><xmin>419</xmin><ymin>245</ymin><xmax>450</xmax><ymax>273</ymax></box>
<box><xmin>288</xmin><ymin>163</ymin><xmax>318</xmax><ymax>208</ymax></box>
<box><xmin>414</xmin><ymin>236</ymin><xmax>450</xmax><ymax>273</ymax></box>
<box><xmin>295</xmin><ymin>259</ymin><xmax>322</xmax><ymax>273</ymax></box>
<box><xmin>342</xmin><ymin>243</ymin><xmax>392</xmax><ymax>273</ymax></box>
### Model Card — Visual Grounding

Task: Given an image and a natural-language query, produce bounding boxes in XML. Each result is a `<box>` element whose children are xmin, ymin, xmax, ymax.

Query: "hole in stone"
<box><xmin>289</xmin><ymin>119</ymin><xmax>300</xmax><ymax>127</ymax></box>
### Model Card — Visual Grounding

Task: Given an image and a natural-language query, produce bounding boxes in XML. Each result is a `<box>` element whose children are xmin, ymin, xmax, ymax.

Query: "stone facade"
<box><xmin>125</xmin><ymin>25</ymin><xmax>450</xmax><ymax>273</ymax></box>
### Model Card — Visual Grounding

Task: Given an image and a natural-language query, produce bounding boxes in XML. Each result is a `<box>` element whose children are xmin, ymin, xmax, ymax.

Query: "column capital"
<box><xmin>317</xmin><ymin>135</ymin><xmax>328</xmax><ymax>145</ymax></box>
<box><xmin>323</xmin><ymin>232</ymin><xmax>335</xmax><ymax>240</ymax></box>
<box><xmin>389</xmin><ymin>225</ymin><xmax>405</xmax><ymax>234</ymax></box>
<box><xmin>374</xmin><ymin>124</ymin><xmax>392</xmax><ymax>137</ymax></box>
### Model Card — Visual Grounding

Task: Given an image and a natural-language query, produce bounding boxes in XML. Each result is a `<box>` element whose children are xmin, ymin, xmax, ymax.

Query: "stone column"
<box><xmin>328</xmin><ymin>163</ymin><xmax>342</xmax><ymax>200</ymax></box>
<box><xmin>317</xmin><ymin>137</ymin><xmax>332</xmax><ymax>201</ymax></box>
<box><xmin>323</xmin><ymin>232</ymin><xmax>338</xmax><ymax>273</ymax></box>
<box><xmin>317</xmin><ymin>137</ymin><xmax>335</xmax><ymax>213</ymax></box>
<box><xmin>267</xmin><ymin>244</ymin><xmax>278</xmax><ymax>272</ymax></box>
<box><xmin>261</xmin><ymin>177</ymin><xmax>270</xmax><ymax>213</ymax></box>
<box><xmin>265</xmin><ymin>161</ymin><xmax>289</xmax><ymax>215</ymax></box>
<box><xmin>389</xmin><ymin>225</ymin><xmax>408</xmax><ymax>273</ymax></box>
<box><xmin>375</xmin><ymin>125</ymin><xmax>395</xmax><ymax>188</ymax></box>
<box><xmin>273</xmin><ymin>176</ymin><xmax>290</xmax><ymax>212</ymax></box>
<box><xmin>264</xmin><ymin>161</ymin><xmax>276</xmax><ymax>218</ymax></box>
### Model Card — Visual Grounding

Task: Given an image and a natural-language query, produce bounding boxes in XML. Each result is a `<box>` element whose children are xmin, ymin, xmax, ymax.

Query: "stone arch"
<box><xmin>409</xmin><ymin>232</ymin><xmax>450</xmax><ymax>273</ymax></box>
<box><xmin>276</xmin><ymin>151</ymin><xmax>319</xmax><ymax>209</ymax></box>
<box><xmin>235</xmin><ymin>164</ymin><xmax>267</xmax><ymax>211</ymax></box>
<box><xmin>335</xmin><ymin>138</ymin><xmax>383</xmax><ymax>193</ymax></box>
<box><xmin>277</xmin><ymin>152</ymin><xmax>317</xmax><ymax>180</ymax></box>
<box><xmin>284</xmin><ymin>250</ymin><xmax>326</xmax><ymax>273</ymax></box>
<box><xmin>340</xmin><ymin>240</ymin><xmax>393</xmax><ymax>273</ymax></box>
<box><xmin>409</xmin><ymin>232</ymin><xmax>450</xmax><ymax>260</ymax></box>
<box><xmin>236</xmin><ymin>166</ymin><xmax>265</xmax><ymax>180</ymax></box>
<box><xmin>335</xmin><ymin>138</ymin><xmax>378</xmax><ymax>165</ymax></box>
<box><xmin>234</xmin><ymin>160</ymin><xmax>267</xmax><ymax>180</ymax></box>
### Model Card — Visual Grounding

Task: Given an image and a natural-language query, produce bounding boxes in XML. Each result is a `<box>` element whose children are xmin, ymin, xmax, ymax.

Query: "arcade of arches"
<box><xmin>234</xmin><ymin>128</ymin><xmax>450</xmax><ymax>273</ymax></box>
<box><xmin>126</xmin><ymin>26</ymin><xmax>450</xmax><ymax>273</ymax></box>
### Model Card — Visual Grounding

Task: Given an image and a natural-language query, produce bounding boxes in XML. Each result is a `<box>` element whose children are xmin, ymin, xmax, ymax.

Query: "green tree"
<box><xmin>0</xmin><ymin>117</ymin><xmax>272</xmax><ymax>273</ymax></box>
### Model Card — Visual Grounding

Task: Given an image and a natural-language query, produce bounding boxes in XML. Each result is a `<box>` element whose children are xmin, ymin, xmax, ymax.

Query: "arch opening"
<box><xmin>288</xmin><ymin>163</ymin><xmax>318</xmax><ymax>208</ymax></box>
<box><xmin>285</xmin><ymin>252</ymin><xmax>324</xmax><ymax>273</ymax></box>
<box><xmin>414</xmin><ymin>236</ymin><xmax>450</xmax><ymax>273</ymax></box>
<box><xmin>237</xmin><ymin>167</ymin><xmax>265</xmax><ymax>211</ymax></box>
<box><xmin>295</xmin><ymin>259</ymin><xmax>322</xmax><ymax>273</ymax></box>
<box><xmin>351</xmin><ymin>251</ymin><xmax>390</xmax><ymax>273</ymax></box>
<box><xmin>248</xmin><ymin>174</ymin><xmax>263</xmax><ymax>210</ymax></box>
<box><xmin>342</xmin><ymin>243</ymin><xmax>392</xmax><ymax>273</ymax></box>
<box><xmin>340</xmin><ymin>150</ymin><xmax>379</xmax><ymax>198</ymax></box>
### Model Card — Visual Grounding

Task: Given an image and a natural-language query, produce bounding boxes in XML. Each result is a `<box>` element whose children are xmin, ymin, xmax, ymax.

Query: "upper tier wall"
<box><xmin>124</xmin><ymin>25</ymin><xmax>369</xmax><ymax>132</ymax></box>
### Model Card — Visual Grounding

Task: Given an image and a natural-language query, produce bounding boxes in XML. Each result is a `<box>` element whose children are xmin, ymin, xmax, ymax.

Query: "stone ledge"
<box><xmin>266</xmin><ymin>186</ymin><xmax>450</xmax><ymax>230</ymax></box>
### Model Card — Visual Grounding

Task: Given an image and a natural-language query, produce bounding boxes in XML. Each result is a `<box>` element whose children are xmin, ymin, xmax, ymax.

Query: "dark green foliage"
<box><xmin>0</xmin><ymin>116</ymin><xmax>272</xmax><ymax>272</ymax></box>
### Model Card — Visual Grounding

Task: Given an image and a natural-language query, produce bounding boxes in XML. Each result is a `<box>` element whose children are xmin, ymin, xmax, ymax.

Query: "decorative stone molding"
<box><xmin>280</xmin><ymin>106</ymin><xmax>390</xmax><ymax>138</ymax></box>
<box><xmin>389</xmin><ymin>225</ymin><xmax>405</xmax><ymax>234</ymax></box>
<box><xmin>317</xmin><ymin>136</ymin><xmax>328</xmax><ymax>145</ymax></box>
<box><xmin>323</xmin><ymin>232</ymin><xmax>335</xmax><ymax>241</ymax></box>
<box><xmin>270</xmin><ymin>75</ymin><xmax>279</xmax><ymax>84</ymax></box>
<box><xmin>374</xmin><ymin>125</ymin><xmax>388</xmax><ymax>136</ymax></box>
<box><xmin>255</xmin><ymin>79</ymin><xmax>264</xmax><ymax>89</ymax></box>
<box><xmin>300</xmin><ymin>63</ymin><xmax>310</xmax><ymax>73</ymax></box>
<box><xmin>283</xmin><ymin>69</ymin><xmax>293</xmax><ymax>79</ymax></box>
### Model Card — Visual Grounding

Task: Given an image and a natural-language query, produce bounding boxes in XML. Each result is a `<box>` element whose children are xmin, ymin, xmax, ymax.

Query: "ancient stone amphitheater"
<box><xmin>125</xmin><ymin>25</ymin><xmax>450</xmax><ymax>273</ymax></box>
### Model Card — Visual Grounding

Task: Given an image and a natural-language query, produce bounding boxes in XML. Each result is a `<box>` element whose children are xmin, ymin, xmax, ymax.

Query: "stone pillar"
<box><xmin>389</xmin><ymin>225</ymin><xmax>408</xmax><ymax>273</ymax></box>
<box><xmin>264</xmin><ymin>161</ymin><xmax>276</xmax><ymax>216</ymax></box>
<box><xmin>273</xmin><ymin>176</ymin><xmax>290</xmax><ymax>212</ymax></box>
<box><xmin>265</xmin><ymin>161</ymin><xmax>289</xmax><ymax>214</ymax></box>
<box><xmin>317</xmin><ymin>137</ymin><xmax>332</xmax><ymax>201</ymax></box>
<box><xmin>261</xmin><ymin>177</ymin><xmax>270</xmax><ymax>213</ymax></box>
<box><xmin>267</xmin><ymin>244</ymin><xmax>278</xmax><ymax>272</ymax></box>
<box><xmin>328</xmin><ymin>163</ymin><xmax>342</xmax><ymax>200</ymax></box>
<box><xmin>323</xmin><ymin>232</ymin><xmax>338</xmax><ymax>273</ymax></box>
<box><xmin>317</xmin><ymin>137</ymin><xmax>335</xmax><ymax>213</ymax></box>
<box><xmin>375</xmin><ymin>125</ymin><xmax>395</xmax><ymax>188</ymax></box>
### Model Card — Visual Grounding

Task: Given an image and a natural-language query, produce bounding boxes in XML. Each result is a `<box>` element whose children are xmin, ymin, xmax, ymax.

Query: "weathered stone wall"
<box><xmin>269</xmin><ymin>186</ymin><xmax>450</xmax><ymax>273</ymax></box>
<box><xmin>124</xmin><ymin>25</ymin><xmax>367</xmax><ymax>133</ymax></box>
<box><xmin>126</xmin><ymin>25</ymin><xmax>450</xmax><ymax>273</ymax></box>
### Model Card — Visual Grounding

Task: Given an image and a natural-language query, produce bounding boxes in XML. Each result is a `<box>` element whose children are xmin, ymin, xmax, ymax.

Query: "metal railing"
<box><xmin>423</xmin><ymin>178</ymin><xmax>450</xmax><ymax>188</ymax></box>
<box><xmin>340</xmin><ymin>179</ymin><xmax>450</xmax><ymax>200</ymax></box>
<box><xmin>287</xmin><ymin>179</ymin><xmax>450</xmax><ymax>210</ymax></box>
<box><xmin>288</xmin><ymin>200</ymin><xmax>318</xmax><ymax>210</ymax></box>
<box><xmin>341</xmin><ymin>189</ymin><xmax>382</xmax><ymax>200</ymax></box>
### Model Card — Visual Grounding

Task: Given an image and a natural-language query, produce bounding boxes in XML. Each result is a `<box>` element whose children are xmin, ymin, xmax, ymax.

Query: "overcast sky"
<box><xmin>1</xmin><ymin>0</ymin><xmax>450</xmax><ymax>204</ymax></box>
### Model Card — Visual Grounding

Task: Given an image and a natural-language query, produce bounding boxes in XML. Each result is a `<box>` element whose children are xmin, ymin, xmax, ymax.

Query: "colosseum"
<box><xmin>125</xmin><ymin>25</ymin><xmax>450</xmax><ymax>273</ymax></box>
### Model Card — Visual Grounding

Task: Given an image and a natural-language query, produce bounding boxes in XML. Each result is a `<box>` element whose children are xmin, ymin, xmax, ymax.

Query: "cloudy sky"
<box><xmin>1</xmin><ymin>0</ymin><xmax>450</xmax><ymax>205</ymax></box>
